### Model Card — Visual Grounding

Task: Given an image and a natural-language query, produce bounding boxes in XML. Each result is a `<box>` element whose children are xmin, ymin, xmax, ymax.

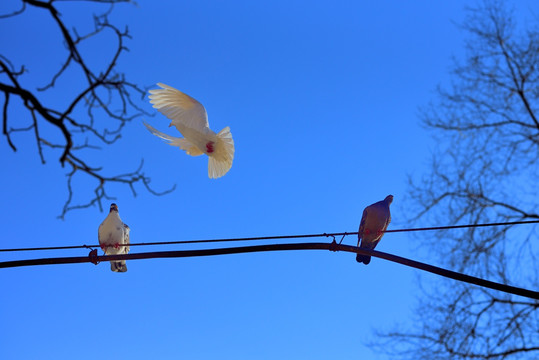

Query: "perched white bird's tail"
<box><xmin>110</xmin><ymin>260</ymin><xmax>127</xmax><ymax>272</ymax></box>
<box><xmin>208</xmin><ymin>126</ymin><xmax>235</xmax><ymax>179</ymax></box>
<box><xmin>143</xmin><ymin>121</ymin><xmax>203</xmax><ymax>156</ymax></box>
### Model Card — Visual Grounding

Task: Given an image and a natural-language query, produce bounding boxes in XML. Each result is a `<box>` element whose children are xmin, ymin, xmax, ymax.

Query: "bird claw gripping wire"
<box><xmin>88</xmin><ymin>249</ymin><xmax>99</xmax><ymax>265</ymax></box>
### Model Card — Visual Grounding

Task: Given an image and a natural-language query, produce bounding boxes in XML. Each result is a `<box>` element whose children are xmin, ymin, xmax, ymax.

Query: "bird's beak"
<box><xmin>168</xmin><ymin>122</ymin><xmax>173</xmax><ymax>128</ymax></box>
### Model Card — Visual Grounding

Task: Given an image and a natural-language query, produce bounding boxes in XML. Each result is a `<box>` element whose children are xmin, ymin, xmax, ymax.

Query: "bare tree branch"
<box><xmin>0</xmin><ymin>2</ymin><xmax>26</xmax><ymax>19</ymax></box>
<box><xmin>1</xmin><ymin>0</ymin><xmax>174</xmax><ymax>218</ymax></box>
<box><xmin>377</xmin><ymin>1</ymin><xmax>539</xmax><ymax>359</ymax></box>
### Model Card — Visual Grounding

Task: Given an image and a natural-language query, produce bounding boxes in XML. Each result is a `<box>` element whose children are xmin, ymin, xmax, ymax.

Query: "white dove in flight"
<box><xmin>143</xmin><ymin>83</ymin><xmax>235</xmax><ymax>179</ymax></box>
<box><xmin>356</xmin><ymin>195</ymin><xmax>393</xmax><ymax>265</ymax></box>
<box><xmin>98</xmin><ymin>203</ymin><xmax>130</xmax><ymax>273</ymax></box>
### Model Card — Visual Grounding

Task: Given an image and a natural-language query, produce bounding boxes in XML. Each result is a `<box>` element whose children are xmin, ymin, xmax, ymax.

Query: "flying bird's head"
<box><xmin>110</xmin><ymin>203</ymin><xmax>119</xmax><ymax>212</ymax></box>
<box><xmin>385</xmin><ymin>195</ymin><xmax>394</xmax><ymax>205</ymax></box>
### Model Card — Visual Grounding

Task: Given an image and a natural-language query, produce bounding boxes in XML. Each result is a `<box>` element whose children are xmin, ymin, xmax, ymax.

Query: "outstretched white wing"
<box><xmin>149</xmin><ymin>83</ymin><xmax>209</xmax><ymax>134</ymax></box>
<box><xmin>143</xmin><ymin>121</ymin><xmax>204</xmax><ymax>156</ymax></box>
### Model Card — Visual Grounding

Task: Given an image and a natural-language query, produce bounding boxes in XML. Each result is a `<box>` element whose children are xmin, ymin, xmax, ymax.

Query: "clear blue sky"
<box><xmin>0</xmin><ymin>1</ymin><xmax>536</xmax><ymax>359</ymax></box>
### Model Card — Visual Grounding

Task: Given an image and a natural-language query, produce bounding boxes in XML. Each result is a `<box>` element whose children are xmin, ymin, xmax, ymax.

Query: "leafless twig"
<box><xmin>1</xmin><ymin>0</ymin><xmax>174</xmax><ymax>219</ymax></box>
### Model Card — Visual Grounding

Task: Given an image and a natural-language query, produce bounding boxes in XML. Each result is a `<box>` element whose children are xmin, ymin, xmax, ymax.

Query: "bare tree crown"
<box><xmin>1</xmin><ymin>0</ymin><xmax>174</xmax><ymax>219</ymax></box>
<box><xmin>377</xmin><ymin>2</ymin><xmax>539</xmax><ymax>359</ymax></box>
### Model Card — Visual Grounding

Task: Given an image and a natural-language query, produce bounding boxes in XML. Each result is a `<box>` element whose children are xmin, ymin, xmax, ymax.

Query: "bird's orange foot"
<box><xmin>206</xmin><ymin>141</ymin><xmax>215</xmax><ymax>153</ymax></box>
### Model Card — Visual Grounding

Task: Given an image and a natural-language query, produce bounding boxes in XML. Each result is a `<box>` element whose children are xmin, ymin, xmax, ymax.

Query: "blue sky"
<box><xmin>0</xmin><ymin>1</ymin><xmax>536</xmax><ymax>359</ymax></box>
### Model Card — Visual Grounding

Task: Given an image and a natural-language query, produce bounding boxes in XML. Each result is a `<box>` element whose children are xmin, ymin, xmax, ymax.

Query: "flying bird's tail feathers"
<box><xmin>208</xmin><ymin>126</ymin><xmax>235</xmax><ymax>179</ymax></box>
<box><xmin>110</xmin><ymin>260</ymin><xmax>127</xmax><ymax>273</ymax></box>
<box><xmin>356</xmin><ymin>254</ymin><xmax>371</xmax><ymax>265</ymax></box>
<box><xmin>143</xmin><ymin>121</ymin><xmax>203</xmax><ymax>156</ymax></box>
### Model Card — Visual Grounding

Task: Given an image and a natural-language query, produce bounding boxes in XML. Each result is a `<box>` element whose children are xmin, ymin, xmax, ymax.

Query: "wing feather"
<box><xmin>357</xmin><ymin>208</ymin><xmax>368</xmax><ymax>246</ymax></box>
<box><xmin>149</xmin><ymin>83</ymin><xmax>209</xmax><ymax>133</ymax></box>
<box><xmin>143</xmin><ymin>121</ymin><xmax>204</xmax><ymax>156</ymax></box>
<box><xmin>123</xmin><ymin>224</ymin><xmax>130</xmax><ymax>254</ymax></box>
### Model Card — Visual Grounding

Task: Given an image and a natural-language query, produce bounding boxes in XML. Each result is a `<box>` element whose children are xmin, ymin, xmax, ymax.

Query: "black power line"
<box><xmin>1</xmin><ymin>219</ymin><xmax>538</xmax><ymax>253</ymax></box>
<box><xmin>0</xmin><ymin>242</ymin><xmax>537</xmax><ymax>300</ymax></box>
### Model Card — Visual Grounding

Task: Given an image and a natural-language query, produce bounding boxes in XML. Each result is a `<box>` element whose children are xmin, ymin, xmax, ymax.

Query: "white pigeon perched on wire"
<box><xmin>98</xmin><ymin>203</ymin><xmax>130</xmax><ymax>273</ymax></box>
<box><xmin>143</xmin><ymin>83</ymin><xmax>235</xmax><ymax>179</ymax></box>
<box><xmin>356</xmin><ymin>195</ymin><xmax>393</xmax><ymax>265</ymax></box>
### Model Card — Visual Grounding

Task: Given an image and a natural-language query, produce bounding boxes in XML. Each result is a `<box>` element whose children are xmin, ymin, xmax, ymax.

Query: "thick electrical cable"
<box><xmin>0</xmin><ymin>242</ymin><xmax>537</xmax><ymax>300</ymax></box>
